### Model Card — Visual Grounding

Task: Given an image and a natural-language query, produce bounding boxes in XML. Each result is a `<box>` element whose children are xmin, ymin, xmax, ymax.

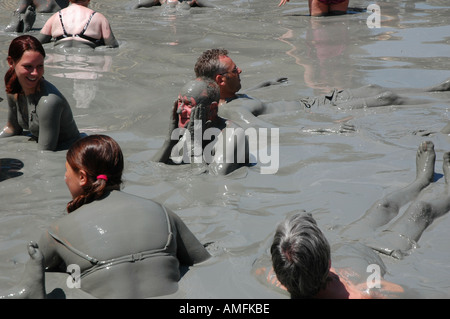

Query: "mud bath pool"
<box><xmin>0</xmin><ymin>0</ymin><xmax>450</xmax><ymax>298</ymax></box>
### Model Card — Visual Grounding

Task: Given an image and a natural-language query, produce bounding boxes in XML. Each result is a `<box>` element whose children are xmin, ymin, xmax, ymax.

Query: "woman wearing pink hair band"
<box><xmin>6</xmin><ymin>134</ymin><xmax>211</xmax><ymax>298</ymax></box>
<box><xmin>277</xmin><ymin>0</ymin><xmax>349</xmax><ymax>16</ymax></box>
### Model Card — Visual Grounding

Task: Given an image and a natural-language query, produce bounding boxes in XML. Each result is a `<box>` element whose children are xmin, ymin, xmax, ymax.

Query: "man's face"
<box><xmin>177</xmin><ymin>80</ymin><xmax>217</xmax><ymax>128</ymax></box>
<box><xmin>217</xmin><ymin>56</ymin><xmax>242</xmax><ymax>98</ymax></box>
<box><xmin>177</xmin><ymin>94</ymin><xmax>196</xmax><ymax>128</ymax></box>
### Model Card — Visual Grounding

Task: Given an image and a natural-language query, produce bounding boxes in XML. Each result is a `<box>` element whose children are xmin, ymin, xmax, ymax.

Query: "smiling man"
<box><xmin>153</xmin><ymin>77</ymin><xmax>251</xmax><ymax>175</ymax></box>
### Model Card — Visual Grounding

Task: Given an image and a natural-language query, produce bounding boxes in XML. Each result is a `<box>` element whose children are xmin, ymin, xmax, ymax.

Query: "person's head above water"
<box><xmin>177</xmin><ymin>77</ymin><xmax>219</xmax><ymax>128</ymax></box>
<box><xmin>194</xmin><ymin>49</ymin><xmax>242</xmax><ymax>101</ymax></box>
<box><xmin>271</xmin><ymin>212</ymin><xmax>331</xmax><ymax>299</ymax></box>
<box><xmin>5</xmin><ymin>35</ymin><xmax>46</xmax><ymax>95</ymax></box>
<box><xmin>65</xmin><ymin>134</ymin><xmax>123</xmax><ymax>213</ymax></box>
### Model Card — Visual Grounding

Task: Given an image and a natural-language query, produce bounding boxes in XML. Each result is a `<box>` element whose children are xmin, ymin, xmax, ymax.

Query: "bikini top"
<box><xmin>47</xmin><ymin>206</ymin><xmax>174</xmax><ymax>279</ymax></box>
<box><xmin>55</xmin><ymin>10</ymin><xmax>105</xmax><ymax>46</ymax></box>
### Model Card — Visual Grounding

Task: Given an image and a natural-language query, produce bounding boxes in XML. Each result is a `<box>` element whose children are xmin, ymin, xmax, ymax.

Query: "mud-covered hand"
<box><xmin>185</xmin><ymin>104</ymin><xmax>207</xmax><ymax>165</ymax></box>
<box><xmin>243</xmin><ymin>77</ymin><xmax>288</xmax><ymax>92</ymax></box>
<box><xmin>185</xmin><ymin>103</ymin><xmax>207</xmax><ymax>138</ymax></box>
<box><xmin>167</xmin><ymin>99</ymin><xmax>179</xmax><ymax>136</ymax></box>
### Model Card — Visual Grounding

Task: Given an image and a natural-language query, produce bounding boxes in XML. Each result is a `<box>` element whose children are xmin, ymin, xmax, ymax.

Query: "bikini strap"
<box><xmin>79</xmin><ymin>11</ymin><xmax>96</xmax><ymax>36</ymax></box>
<box><xmin>58</xmin><ymin>10</ymin><xmax>68</xmax><ymax>36</ymax></box>
<box><xmin>48</xmin><ymin>230</ymin><xmax>100</xmax><ymax>265</ymax></box>
<box><xmin>48</xmin><ymin>206</ymin><xmax>174</xmax><ymax>278</ymax></box>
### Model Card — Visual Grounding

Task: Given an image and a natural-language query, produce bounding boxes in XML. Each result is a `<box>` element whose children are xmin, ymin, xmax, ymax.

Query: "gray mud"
<box><xmin>1</xmin><ymin>0</ymin><xmax>450</xmax><ymax>298</ymax></box>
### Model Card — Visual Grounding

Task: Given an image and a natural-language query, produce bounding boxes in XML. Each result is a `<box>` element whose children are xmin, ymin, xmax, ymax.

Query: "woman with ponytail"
<box><xmin>1</xmin><ymin>35</ymin><xmax>80</xmax><ymax>151</ymax></box>
<box><xmin>36</xmin><ymin>134</ymin><xmax>211</xmax><ymax>298</ymax></box>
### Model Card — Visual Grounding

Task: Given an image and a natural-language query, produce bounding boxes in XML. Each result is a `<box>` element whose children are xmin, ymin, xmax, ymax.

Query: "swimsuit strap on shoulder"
<box><xmin>48</xmin><ymin>207</ymin><xmax>174</xmax><ymax>279</ymax></box>
<box><xmin>48</xmin><ymin>231</ymin><xmax>100</xmax><ymax>265</ymax></box>
<box><xmin>58</xmin><ymin>10</ymin><xmax>68</xmax><ymax>36</ymax></box>
<box><xmin>79</xmin><ymin>11</ymin><xmax>96</xmax><ymax>36</ymax></box>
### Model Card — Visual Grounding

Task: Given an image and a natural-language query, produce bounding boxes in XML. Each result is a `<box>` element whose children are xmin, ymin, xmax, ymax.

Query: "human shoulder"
<box><xmin>6</xmin><ymin>93</ymin><xmax>17</xmax><ymax>104</ymax></box>
<box><xmin>93</xmin><ymin>11</ymin><xmax>108</xmax><ymax>20</ymax></box>
<box><xmin>38</xmin><ymin>79</ymin><xmax>67</xmax><ymax>102</ymax></box>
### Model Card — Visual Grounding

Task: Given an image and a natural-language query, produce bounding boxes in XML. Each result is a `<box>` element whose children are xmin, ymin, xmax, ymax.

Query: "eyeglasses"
<box><xmin>219</xmin><ymin>65</ymin><xmax>239</xmax><ymax>76</ymax></box>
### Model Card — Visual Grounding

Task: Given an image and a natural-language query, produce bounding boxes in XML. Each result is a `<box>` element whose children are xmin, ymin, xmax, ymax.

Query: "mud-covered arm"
<box><xmin>36</xmin><ymin>13</ymin><xmax>56</xmax><ymax>44</ymax></box>
<box><xmin>152</xmin><ymin>101</ymin><xmax>181</xmax><ymax>162</ymax></box>
<box><xmin>129</xmin><ymin>0</ymin><xmax>160</xmax><ymax>9</ymax></box>
<box><xmin>207</xmin><ymin>120</ymin><xmax>250</xmax><ymax>175</ymax></box>
<box><xmin>0</xmin><ymin>94</ymin><xmax>23</xmax><ymax>137</ymax></box>
<box><xmin>99</xmin><ymin>14</ymin><xmax>119</xmax><ymax>48</ymax></box>
<box><xmin>35</xmin><ymin>94</ymin><xmax>65</xmax><ymax>151</ymax></box>
<box><xmin>219</xmin><ymin>98</ymin><xmax>278</xmax><ymax>129</ymax></box>
<box><xmin>36</xmin><ymin>34</ymin><xmax>52</xmax><ymax>44</ymax></box>
<box><xmin>37</xmin><ymin>228</ymin><xmax>63</xmax><ymax>271</ymax></box>
<box><xmin>168</xmin><ymin>209</ymin><xmax>211</xmax><ymax>265</ymax></box>
<box><xmin>242</xmin><ymin>77</ymin><xmax>288</xmax><ymax>93</ymax></box>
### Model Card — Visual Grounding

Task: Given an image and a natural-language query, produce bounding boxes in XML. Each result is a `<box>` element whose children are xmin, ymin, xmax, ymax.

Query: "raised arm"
<box><xmin>152</xmin><ymin>100</ymin><xmax>181</xmax><ymax>162</ymax></box>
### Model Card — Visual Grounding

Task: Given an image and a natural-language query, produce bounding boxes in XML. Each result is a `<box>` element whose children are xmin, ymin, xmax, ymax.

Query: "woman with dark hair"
<box><xmin>31</xmin><ymin>134</ymin><xmax>210</xmax><ymax>298</ymax></box>
<box><xmin>1</xmin><ymin>35</ymin><xmax>80</xmax><ymax>151</ymax></box>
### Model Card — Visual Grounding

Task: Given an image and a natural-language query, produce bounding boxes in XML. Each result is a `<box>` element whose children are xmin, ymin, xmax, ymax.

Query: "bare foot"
<box><xmin>415</xmin><ymin>140</ymin><xmax>435</xmax><ymax>184</ymax></box>
<box><xmin>5</xmin><ymin>9</ymin><xmax>23</xmax><ymax>32</ymax></box>
<box><xmin>0</xmin><ymin>242</ymin><xmax>46</xmax><ymax>299</ymax></box>
<box><xmin>23</xmin><ymin>6</ymin><xmax>36</xmax><ymax>32</ymax></box>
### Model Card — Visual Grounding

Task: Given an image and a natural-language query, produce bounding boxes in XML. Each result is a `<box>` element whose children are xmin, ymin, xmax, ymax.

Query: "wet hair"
<box><xmin>5</xmin><ymin>35</ymin><xmax>46</xmax><ymax>94</ymax></box>
<box><xmin>194</xmin><ymin>48</ymin><xmax>229</xmax><ymax>79</ymax></box>
<box><xmin>180</xmin><ymin>77</ymin><xmax>219</xmax><ymax>122</ymax></box>
<box><xmin>271</xmin><ymin>212</ymin><xmax>331</xmax><ymax>299</ymax></box>
<box><xmin>66</xmin><ymin>134</ymin><xmax>123</xmax><ymax>213</ymax></box>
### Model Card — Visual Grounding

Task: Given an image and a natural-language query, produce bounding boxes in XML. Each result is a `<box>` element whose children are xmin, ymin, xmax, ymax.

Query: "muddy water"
<box><xmin>0</xmin><ymin>0</ymin><xmax>450</xmax><ymax>298</ymax></box>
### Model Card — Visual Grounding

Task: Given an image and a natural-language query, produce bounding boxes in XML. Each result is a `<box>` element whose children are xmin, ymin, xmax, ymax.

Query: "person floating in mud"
<box><xmin>5</xmin><ymin>0</ymin><xmax>69</xmax><ymax>33</ymax></box>
<box><xmin>153</xmin><ymin>77</ymin><xmax>251</xmax><ymax>175</ymax></box>
<box><xmin>194</xmin><ymin>48</ymin><xmax>450</xmax><ymax>130</ymax></box>
<box><xmin>36</xmin><ymin>0</ymin><xmax>119</xmax><ymax>49</ymax></box>
<box><xmin>256</xmin><ymin>140</ymin><xmax>450</xmax><ymax>298</ymax></box>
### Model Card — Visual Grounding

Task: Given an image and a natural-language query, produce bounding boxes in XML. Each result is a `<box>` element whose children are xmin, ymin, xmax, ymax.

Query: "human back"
<box><xmin>37</xmin><ymin>134</ymin><xmax>210</xmax><ymax>298</ymax></box>
<box><xmin>37</xmin><ymin>0</ymin><xmax>119</xmax><ymax>48</ymax></box>
<box><xmin>41</xmin><ymin>190</ymin><xmax>186</xmax><ymax>298</ymax></box>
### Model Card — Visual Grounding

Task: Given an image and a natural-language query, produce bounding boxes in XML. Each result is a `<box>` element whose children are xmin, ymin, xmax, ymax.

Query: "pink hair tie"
<box><xmin>97</xmin><ymin>174</ymin><xmax>108</xmax><ymax>181</ymax></box>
